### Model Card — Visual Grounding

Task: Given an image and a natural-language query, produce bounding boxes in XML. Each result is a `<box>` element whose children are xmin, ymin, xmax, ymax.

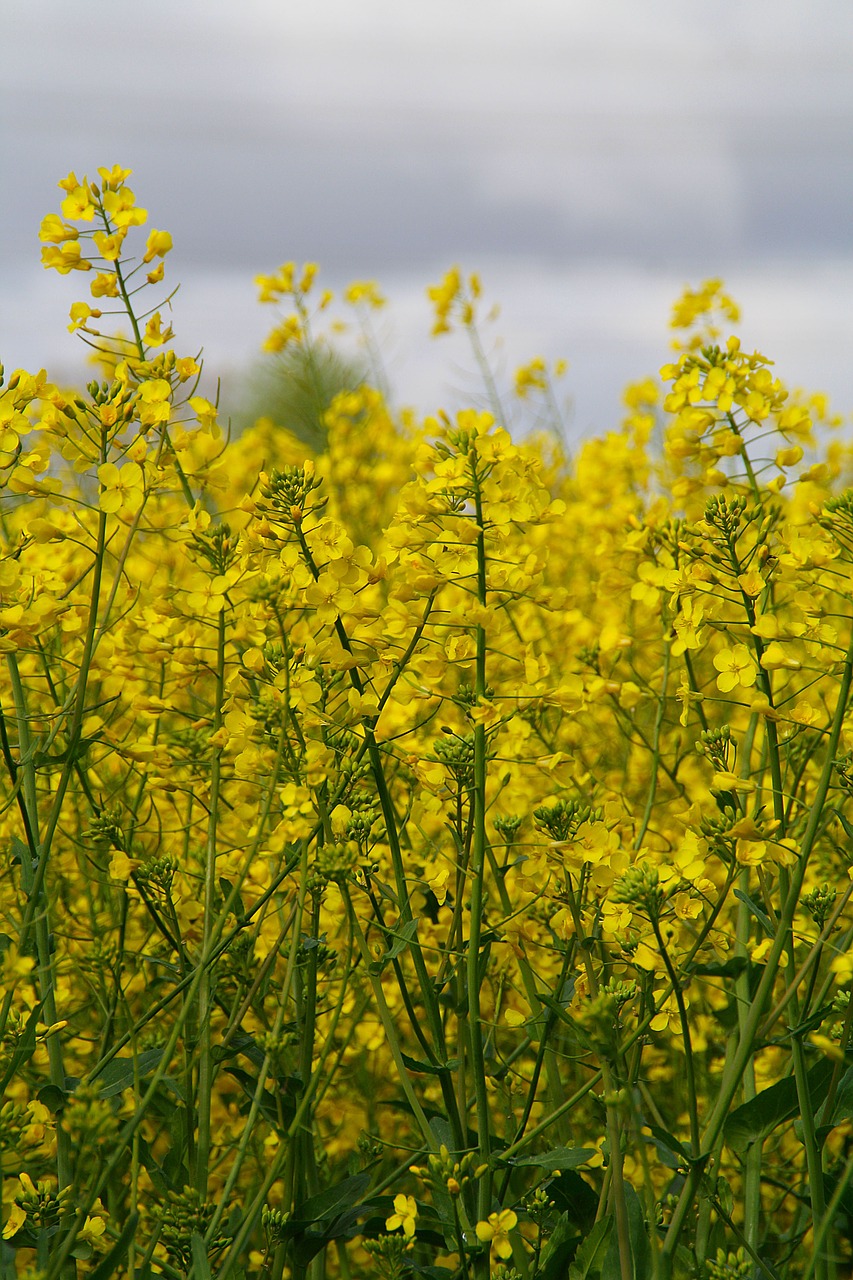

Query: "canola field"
<box><xmin>2</xmin><ymin>167</ymin><xmax>853</xmax><ymax>1280</ymax></box>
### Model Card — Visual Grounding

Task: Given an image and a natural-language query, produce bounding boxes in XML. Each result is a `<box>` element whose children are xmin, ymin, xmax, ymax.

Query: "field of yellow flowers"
<box><xmin>2</xmin><ymin>166</ymin><xmax>853</xmax><ymax>1280</ymax></box>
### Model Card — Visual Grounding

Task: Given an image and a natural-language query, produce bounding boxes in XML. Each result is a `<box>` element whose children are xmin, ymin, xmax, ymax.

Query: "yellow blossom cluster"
<box><xmin>2</xmin><ymin>167</ymin><xmax>853</xmax><ymax>1278</ymax></box>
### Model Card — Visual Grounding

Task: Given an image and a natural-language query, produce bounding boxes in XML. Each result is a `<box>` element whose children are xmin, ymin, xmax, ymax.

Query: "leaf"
<box><xmin>733</xmin><ymin>889</ymin><xmax>775</xmax><ymax>938</ymax></box>
<box><xmin>400</xmin><ymin>1053</ymin><xmax>459</xmax><ymax>1076</ymax></box>
<box><xmin>369</xmin><ymin>917</ymin><xmax>419</xmax><ymax>974</ymax></box>
<box><xmin>37</xmin><ymin>1083</ymin><xmax>70</xmax><ymax>1115</ymax></box>
<box><xmin>835</xmin><ymin>808</ymin><xmax>853</xmax><ymax>840</ymax></box>
<box><xmin>291</xmin><ymin>1173</ymin><xmax>371</xmax><ymax>1229</ymax></box>
<box><xmin>189</xmin><ymin>1232</ymin><xmax>213</xmax><ymax>1280</ymax></box>
<box><xmin>568</xmin><ymin>1216</ymin><xmax>612</xmax><ymax>1279</ymax></box>
<box><xmin>222</xmin><ymin>1066</ymin><xmax>300</xmax><ymax>1131</ymax></box>
<box><xmin>647</xmin><ymin>1125</ymin><xmax>692</xmax><ymax>1164</ymax></box>
<box><xmin>537</xmin><ymin>1211</ymin><xmax>580</xmax><ymax>1280</ymax></box>
<box><xmin>549</xmin><ymin>1169</ymin><xmax>599</xmax><ymax>1229</ymax></box>
<box><xmin>689</xmin><ymin>956</ymin><xmax>750</xmax><ymax>979</ymax></box>
<box><xmin>211</xmin><ymin>1029</ymin><xmax>266</xmax><ymax>1070</ymax></box>
<box><xmin>503</xmin><ymin>1146</ymin><xmax>596</xmax><ymax>1172</ymax></box>
<box><xmin>11</xmin><ymin>834</ymin><xmax>34</xmax><ymax>869</ymax></box>
<box><xmin>0</xmin><ymin>1001</ymin><xmax>43</xmax><ymax>1093</ymax></box>
<box><xmin>816</xmin><ymin>1065</ymin><xmax>853</xmax><ymax>1142</ymax></box>
<box><xmin>601</xmin><ymin>1185</ymin><xmax>652</xmax><ymax>1280</ymax></box>
<box><xmin>283</xmin><ymin>1174</ymin><xmax>374</xmax><ymax>1268</ymax></box>
<box><xmin>92</xmin><ymin>1047</ymin><xmax>166</xmax><ymax>1098</ymax></box>
<box><xmin>724</xmin><ymin>1058</ymin><xmax>834</xmax><ymax>1153</ymax></box>
<box><xmin>87</xmin><ymin>1212</ymin><xmax>139</xmax><ymax>1280</ymax></box>
<box><xmin>136</xmin><ymin>1136</ymin><xmax>169</xmax><ymax>1194</ymax></box>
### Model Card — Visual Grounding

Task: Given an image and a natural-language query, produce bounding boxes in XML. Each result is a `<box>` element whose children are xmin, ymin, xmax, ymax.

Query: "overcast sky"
<box><xmin>3</xmin><ymin>0</ymin><xmax>853</xmax><ymax>434</ymax></box>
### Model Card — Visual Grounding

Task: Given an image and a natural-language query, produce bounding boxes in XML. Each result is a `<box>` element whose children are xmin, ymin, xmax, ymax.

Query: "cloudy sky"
<box><xmin>3</xmin><ymin>0</ymin><xmax>853</xmax><ymax>435</ymax></box>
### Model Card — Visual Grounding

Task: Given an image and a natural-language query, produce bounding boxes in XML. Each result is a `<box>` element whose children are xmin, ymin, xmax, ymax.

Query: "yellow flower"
<box><xmin>427</xmin><ymin>266</ymin><xmax>462</xmax><ymax>335</ymax></box>
<box><xmin>760</xmin><ymin>641</ymin><xmax>800</xmax><ymax>671</ymax></box>
<box><xmin>672</xmin><ymin>597</ymin><xmax>704</xmax><ymax>655</ymax></box>
<box><xmin>737</xmin><ymin>569</ymin><xmax>766</xmax><ymax>598</ymax></box>
<box><xmin>97</xmin><ymin>461</ymin><xmax>144</xmax><ymax>515</ymax></box>
<box><xmin>189</xmin><ymin>395</ymin><xmax>219</xmax><ymax>435</ymax></box>
<box><xmin>713</xmin><ymin>644</ymin><xmax>757</xmax><ymax>693</ymax></box>
<box><xmin>90</xmin><ymin>271</ymin><xmax>119</xmax><ymax>298</ymax></box>
<box><xmin>97</xmin><ymin>164</ymin><xmax>133</xmax><ymax>187</ymax></box>
<box><xmin>345</xmin><ymin>280</ymin><xmax>385</xmax><ymax>307</ymax></box>
<box><xmin>137</xmin><ymin>378</ymin><xmax>172</xmax><ymax>428</ymax></box>
<box><xmin>515</xmin><ymin>357</ymin><xmax>547</xmax><ymax>398</ymax></box>
<box><xmin>475</xmin><ymin>1209</ymin><xmax>517</xmax><ymax>1259</ymax></box>
<box><xmin>143</xmin><ymin>228</ymin><xmax>173</xmax><ymax>262</ymax></box>
<box><xmin>79</xmin><ymin>1214</ymin><xmax>107</xmax><ymax>1246</ymax></box>
<box><xmin>41</xmin><ymin>241</ymin><xmax>91</xmax><ymax>274</ymax></box>
<box><xmin>93</xmin><ymin>228</ymin><xmax>127</xmax><ymax>261</ymax></box>
<box><xmin>385</xmin><ymin>1194</ymin><xmax>417</xmax><ymax>1238</ymax></box>
<box><xmin>39</xmin><ymin>214</ymin><xmax>79</xmax><ymax>243</ymax></box>
<box><xmin>143</xmin><ymin>311</ymin><xmax>174</xmax><ymax>348</ymax></box>
<box><xmin>68</xmin><ymin>302</ymin><xmax>102</xmax><ymax>333</ymax></box>
<box><xmin>61</xmin><ymin>183</ymin><xmax>96</xmax><ymax>221</ymax></box>
<box><xmin>1</xmin><ymin>1203</ymin><xmax>25</xmax><ymax>1240</ymax></box>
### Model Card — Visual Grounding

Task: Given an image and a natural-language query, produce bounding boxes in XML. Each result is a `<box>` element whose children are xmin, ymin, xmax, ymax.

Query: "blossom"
<box><xmin>97</xmin><ymin>461</ymin><xmax>144</xmax><ymax>514</ymax></box>
<box><xmin>476</xmin><ymin>1209</ymin><xmax>517</xmax><ymax>1259</ymax></box>
<box><xmin>137</xmin><ymin>378</ymin><xmax>172</xmax><ymax>428</ymax></box>
<box><xmin>385</xmin><ymin>1194</ymin><xmax>418</xmax><ymax>1238</ymax></box>
<box><xmin>41</xmin><ymin>241</ymin><xmax>91</xmax><ymax>274</ymax></box>
<box><xmin>143</xmin><ymin>228</ymin><xmax>173</xmax><ymax>262</ymax></box>
<box><xmin>93</xmin><ymin>229</ymin><xmax>127</xmax><ymax>262</ymax></box>
<box><xmin>143</xmin><ymin>311</ymin><xmax>174</xmax><ymax>348</ymax></box>
<box><xmin>1</xmin><ymin>1203</ymin><xmax>25</xmax><ymax>1240</ymax></box>
<box><xmin>713</xmin><ymin>644</ymin><xmax>758</xmax><ymax>693</ymax></box>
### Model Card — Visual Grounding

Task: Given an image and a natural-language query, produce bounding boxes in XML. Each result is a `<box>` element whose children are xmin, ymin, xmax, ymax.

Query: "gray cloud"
<box><xmin>4</xmin><ymin>0</ymin><xmax>853</xmax><ymax>274</ymax></box>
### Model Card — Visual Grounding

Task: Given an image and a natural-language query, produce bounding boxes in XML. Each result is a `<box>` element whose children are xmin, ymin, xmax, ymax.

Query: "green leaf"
<box><xmin>689</xmin><ymin>956</ymin><xmax>750</xmax><ymax>979</ymax></box>
<box><xmin>827</xmin><ymin>1065</ymin><xmax>853</xmax><ymax>1126</ymax></box>
<box><xmin>369</xmin><ymin>917</ymin><xmax>419</xmax><ymax>974</ymax></box>
<box><xmin>647</xmin><ymin>1125</ymin><xmax>691</xmax><ymax>1164</ymax></box>
<box><xmin>400</xmin><ymin>1053</ymin><xmax>458</xmax><ymax>1076</ymax></box>
<box><xmin>0</xmin><ymin>1001</ymin><xmax>43</xmax><ymax>1093</ymax></box>
<box><xmin>724</xmin><ymin>1059</ymin><xmax>834</xmax><ymax>1153</ymax></box>
<box><xmin>87</xmin><ymin>1212</ymin><xmax>140</xmax><ymax>1280</ymax></box>
<box><xmin>222</xmin><ymin>1066</ymin><xmax>300</xmax><ymax>1131</ymax></box>
<box><xmin>549</xmin><ymin>1170</ymin><xmax>598</xmax><ymax>1230</ymax></box>
<box><xmin>291</xmin><ymin>1173</ymin><xmax>371</xmax><ymax>1228</ymax></box>
<box><xmin>568</xmin><ymin>1216</ymin><xmax>611</xmax><ymax>1279</ymax></box>
<box><xmin>816</xmin><ymin>1064</ymin><xmax>853</xmax><ymax>1142</ymax></box>
<box><xmin>136</xmin><ymin>1136</ymin><xmax>169</xmax><ymax>1194</ymax></box>
<box><xmin>211</xmin><ymin>1029</ymin><xmax>266</xmax><ymax>1070</ymax></box>
<box><xmin>91</xmin><ymin>1047</ymin><xmax>166</xmax><ymax>1098</ymax></box>
<box><xmin>733</xmin><ymin>889</ymin><xmax>775</xmax><ymax>938</ymax></box>
<box><xmin>503</xmin><ymin>1146</ymin><xmax>596</xmax><ymax>1172</ymax></box>
<box><xmin>537</xmin><ymin>1211</ymin><xmax>580</xmax><ymax>1280</ymax></box>
<box><xmin>189</xmin><ymin>1232</ymin><xmax>213</xmax><ymax>1280</ymax></box>
<box><xmin>37</xmin><ymin>1082</ymin><xmax>70</xmax><ymax>1115</ymax></box>
<box><xmin>284</xmin><ymin>1174</ymin><xmax>374</xmax><ymax>1268</ymax></box>
<box><xmin>601</xmin><ymin>1185</ymin><xmax>652</xmax><ymax>1280</ymax></box>
<box><xmin>835</xmin><ymin>808</ymin><xmax>853</xmax><ymax>840</ymax></box>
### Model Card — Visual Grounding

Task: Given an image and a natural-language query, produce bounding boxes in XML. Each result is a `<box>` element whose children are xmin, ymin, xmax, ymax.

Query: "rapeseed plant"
<box><xmin>0</xmin><ymin>166</ymin><xmax>852</xmax><ymax>1280</ymax></box>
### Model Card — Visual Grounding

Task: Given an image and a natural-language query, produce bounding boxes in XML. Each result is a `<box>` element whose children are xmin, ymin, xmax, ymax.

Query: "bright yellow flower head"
<box><xmin>713</xmin><ymin>644</ymin><xmax>757</xmax><ymax>693</ymax></box>
<box><xmin>385</xmin><ymin>1194</ymin><xmax>417</xmax><ymax>1238</ymax></box>
<box><xmin>475</xmin><ymin>1209</ymin><xmax>517</xmax><ymax>1259</ymax></box>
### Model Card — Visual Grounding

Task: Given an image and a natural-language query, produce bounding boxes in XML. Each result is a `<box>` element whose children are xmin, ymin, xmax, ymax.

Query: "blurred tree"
<box><xmin>231</xmin><ymin>341</ymin><xmax>369</xmax><ymax>451</ymax></box>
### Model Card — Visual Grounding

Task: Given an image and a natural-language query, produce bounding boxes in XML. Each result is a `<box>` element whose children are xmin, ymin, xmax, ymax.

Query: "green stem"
<box><xmin>194</xmin><ymin>606</ymin><xmax>226</xmax><ymax>1196</ymax></box>
<box><xmin>635</xmin><ymin>639</ymin><xmax>671</xmax><ymax>850</ymax></box>
<box><xmin>659</xmin><ymin>621</ymin><xmax>853</xmax><ymax>1273</ymax></box>
<box><xmin>469</xmin><ymin>465</ymin><xmax>492</xmax><ymax>1269</ymax></box>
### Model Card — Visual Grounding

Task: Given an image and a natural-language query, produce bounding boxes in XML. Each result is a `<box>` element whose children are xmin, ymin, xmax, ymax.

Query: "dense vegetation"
<box><xmin>2</xmin><ymin>167</ymin><xmax>853</xmax><ymax>1280</ymax></box>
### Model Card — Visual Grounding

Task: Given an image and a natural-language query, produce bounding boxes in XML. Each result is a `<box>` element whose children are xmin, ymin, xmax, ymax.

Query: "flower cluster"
<box><xmin>2</xmin><ymin>168</ymin><xmax>853</xmax><ymax>1279</ymax></box>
